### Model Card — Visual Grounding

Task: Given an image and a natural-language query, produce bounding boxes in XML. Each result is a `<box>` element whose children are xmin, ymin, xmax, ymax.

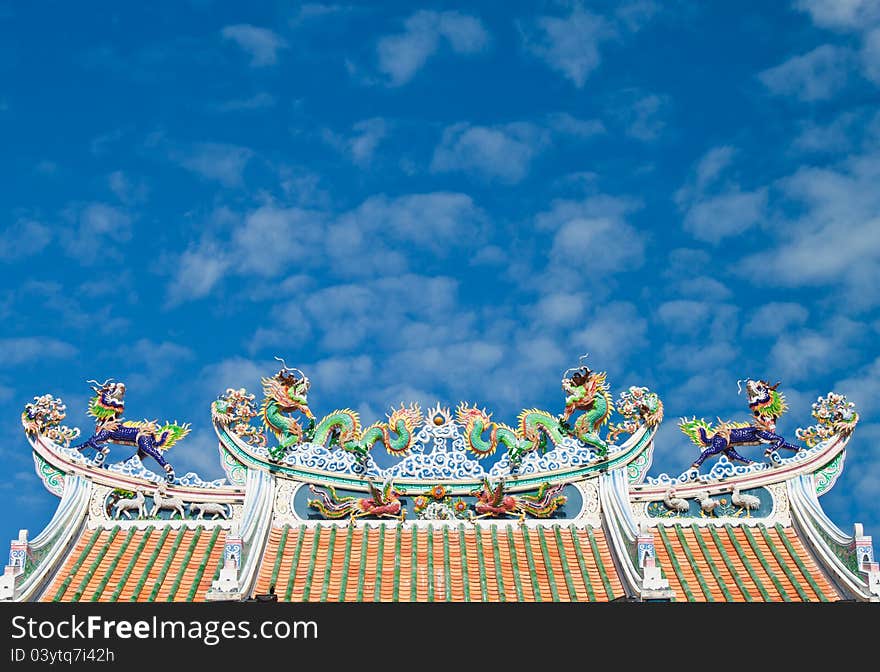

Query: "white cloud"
<box><xmin>535</xmin><ymin>292</ymin><xmax>588</xmax><ymax>327</ymax></box>
<box><xmin>611</xmin><ymin>90</ymin><xmax>671</xmax><ymax>141</ymax></box>
<box><xmin>615</xmin><ymin>0</ymin><xmax>660</xmax><ymax>31</ymax></box>
<box><xmin>166</xmin><ymin>241</ymin><xmax>231</xmax><ymax>306</ymax></box>
<box><xmin>536</xmin><ymin>196</ymin><xmax>645</xmax><ymax>275</ymax></box>
<box><xmin>376</xmin><ymin>10</ymin><xmax>489</xmax><ymax>86</ymax></box>
<box><xmin>221</xmin><ymin>24</ymin><xmax>288</xmax><ymax>66</ymax></box>
<box><xmin>675</xmin><ymin>146</ymin><xmax>767</xmax><ymax>243</ymax></box>
<box><xmin>437</xmin><ymin>11</ymin><xmax>491</xmax><ymax>52</ymax></box>
<box><xmin>692</xmin><ymin>146</ymin><xmax>736</xmax><ymax>192</ymax></box>
<box><xmin>0</xmin><ymin>337</ymin><xmax>77</xmax><ymax>366</ymax></box>
<box><xmin>386</xmin><ymin>340</ymin><xmax>505</xmax><ymax>395</ymax></box>
<box><xmin>61</xmin><ymin>203</ymin><xmax>132</xmax><ymax>263</ymax></box>
<box><xmin>569</xmin><ymin>302</ymin><xmax>648</xmax><ymax>367</ymax></box>
<box><xmin>655</xmin><ymin>301</ymin><xmax>740</xmax><ymax>370</ymax></box>
<box><xmin>795</xmin><ymin>0</ymin><xmax>880</xmax><ymax>31</ymax></box>
<box><xmin>302</xmin><ymin>274</ymin><xmax>461</xmax><ymax>352</ymax></box>
<box><xmin>232</xmin><ymin>206</ymin><xmax>323</xmax><ymax>276</ymax></box>
<box><xmin>546</xmin><ymin>112</ymin><xmax>606</xmax><ymax>138</ymax></box>
<box><xmin>550</xmin><ymin>217</ymin><xmax>645</xmax><ymax>271</ymax></box>
<box><xmin>199</xmin><ymin>356</ymin><xmax>273</xmax><ymax>400</ymax></box>
<box><xmin>758</xmin><ymin>44</ymin><xmax>852</xmax><ymax>101</ymax></box>
<box><xmin>308</xmin><ymin>354</ymin><xmax>375</xmax><ymax>392</ymax></box>
<box><xmin>108</xmin><ymin>171</ymin><xmax>148</xmax><ymax>205</ymax></box>
<box><xmin>0</xmin><ymin>220</ymin><xmax>52</xmax><ymax>260</ymax></box>
<box><xmin>739</xmin><ymin>152</ymin><xmax>880</xmax><ymax>304</ymax></box>
<box><xmin>835</xmin><ymin>355</ymin><xmax>880</xmax><ymax>417</ymax></box>
<box><xmin>682</xmin><ymin>187</ymin><xmax>768</xmax><ymax>243</ymax></box>
<box><xmin>793</xmin><ymin>112</ymin><xmax>860</xmax><ymax>153</ymax></box>
<box><xmin>769</xmin><ymin>318</ymin><xmax>866</xmax><ymax>382</ymax></box>
<box><xmin>166</xmin><ymin>192</ymin><xmax>485</xmax><ymax>304</ymax></box>
<box><xmin>743</xmin><ymin>215</ymin><xmax>880</xmax><ymax>296</ymax></box>
<box><xmin>671</xmin><ymin>276</ymin><xmax>733</xmax><ymax>303</ymax></box>
<box><xmin>431</xmin><ymin>122</ymin><xmax>549</xmax><ymax>183</ymax></box>
<box><xmin>656</xmin><ymin>300</ymin><xmax>716</xmax><ymax>334</ymax></box>
<box><xmin>662</xmin><ymin>341</ymin><xmax>738</xmax><ymax>374</ymax></box>
<box><xmin>431</xmin><ymin>115</ymin><xmax>606</xmax><ymax>182</ymax></box>
<box><xmin>172</xmin><ymin>142</ymin><xmax>254</xmax><ymax>187</ymax></box>
<box><xmin>322</xmin><ymin>117</ymin><xmax>388</xmax><ymax>166</ymax></box>
<box><xmin>744</xmin><ymin>303</ymin><xmax>810</xmax><ymax>336</ymax></box>
<box><xmin>522</xmin><ymin>4</ymin><xmax>614</xmax><ymax>88</ymax></box>
<box><xmin>119</xmin><ymin>339</ymin><xmax>194</xmax><ymax>390</ymax></box>
<box><xmin>337</xmin><ymin>192</ymin><xmax>485</xmax><ymax>255</ymax></box>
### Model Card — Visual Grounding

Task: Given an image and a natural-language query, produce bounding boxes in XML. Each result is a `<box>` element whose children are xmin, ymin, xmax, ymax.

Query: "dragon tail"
<box><xmin>679</xmin><ymin>417</ymin><xmax>713</xmax><ymax>447</ymax></box>
<box><xmin>155</xmin><ymin>421</ymin><xmax>192</xmax><ymax>451</ymax></box>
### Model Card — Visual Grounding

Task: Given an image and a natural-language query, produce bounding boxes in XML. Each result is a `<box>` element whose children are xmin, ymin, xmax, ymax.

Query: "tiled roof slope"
<box><xmin>254</xmin><ymin>523</ymin><xmax>624</xmax><ymax>602</ymax></box>
<box><xmin>651</xmin><ymin>523</ymin><xmax>839</xmax><ymax>602</ymax></box>
<box><xmin>41</xmin><ymin>526</ymin><xmax>227</xmax><ymax>602</ymax></box>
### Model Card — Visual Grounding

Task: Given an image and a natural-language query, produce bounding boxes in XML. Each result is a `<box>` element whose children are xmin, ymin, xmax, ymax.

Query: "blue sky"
<box><xmin>2</xmin><ymin>1</ymin><xmax>879</xmax><ymax>550</ymax></box>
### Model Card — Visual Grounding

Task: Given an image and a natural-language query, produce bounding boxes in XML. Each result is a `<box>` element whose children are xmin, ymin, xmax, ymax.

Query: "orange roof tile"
<box><xmin>652</xmin><ymin>523</ymin><xmax>839</xmax><ymax>602</ymax></box>
<box><xmin>254</xmin><ymin>523</ymin><xmax>623</xmax><ymax>602</ymax></box>
<box><xmin>41</xmin><ymin>525</ymin><xmax>226</xmax><ymax>602</ymax></box>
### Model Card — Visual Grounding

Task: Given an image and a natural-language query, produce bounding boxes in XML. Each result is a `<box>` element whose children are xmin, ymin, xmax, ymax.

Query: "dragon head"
<box><xmin>455</xmin><ymin>402</ymin><xmax>490</xmax><ymax>425</ymax></box>
<box><xmin>387</xmin><ymin>402</ymin><xmax>423</xmax><ymax>432</ymax></box>
<box><xmin>817</xmin><ymin>392</ymin><xmax>859</xmax><ymax>433</ymax></box>
<box><xmin>562</xmin><ymin>364</ymin><xmax>609</xmax><ymax>398</ymax></box>
<box><xmin>741</xmin><ymin>378</ymin><xmax>787</xmax><ymax>424</ymax></box>
<box><xmin>561</xmin><ymin>354</ymin><xmax>607</xmax><ymax>391</ymax></box>
<box><xmin>262</xmin><ymin>357</ymin><xmax>313</xmax><ymax>418</ymax></box>
<box><xmin>635</xmin><ymin>389</ymin><xmax>664</xmax><ymax>427</ymax></box>
<box><xmin>88</xmin><ymin>379</ymin><xmax>126</xmax><ymax>401</ymax></box>
<box><xmin>796</xmin><ymin>392</ymin><xmax>859</xmax><ymax>447</ymax></box>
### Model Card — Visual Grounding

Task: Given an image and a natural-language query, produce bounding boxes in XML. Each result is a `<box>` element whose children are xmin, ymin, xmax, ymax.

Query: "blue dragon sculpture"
<box><xmin>680</xmin><ymin>378</ymin><xmax>801</xmax><ymax>470</ymax></box>
<box><xmin>72</xmin><ymin>379</ymin><xmax>190</xmax><ymax>482</ymax></box>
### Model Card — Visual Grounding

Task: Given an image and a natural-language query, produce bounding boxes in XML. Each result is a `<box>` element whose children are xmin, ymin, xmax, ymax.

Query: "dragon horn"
<box><xmin>562</xmin><ymin>353</ymin><xmax>591</xmax><ymax>378</ymax></box>
<box><xmin>769</xmin><ymin>381</ymin><xmax>781</xmax><ymax>390</ymax></box>
<box><xmin>274</xmin><ymin>356</ymin><xmax>306</xmax><ymax>379</ymax></box>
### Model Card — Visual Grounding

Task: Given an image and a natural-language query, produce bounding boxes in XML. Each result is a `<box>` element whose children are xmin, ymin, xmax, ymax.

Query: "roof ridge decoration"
<box><xmin>643</xmin><ymin>380</ymin><xmax>858</xmax><ymax>489</ymax></box>
<box><xmin>19</xmin><ymin>360</ymin><xmax>858</xmax><ymax>499</ymax></box>
<box><xmin>22</xmin><ymin>387</ymin><xmax>226</xmax><ymax>493</ymax></box>
<box><xmin>211</xmin><ymin>357</ymin><xmax>664</xmax><ymax>486</ymax></box>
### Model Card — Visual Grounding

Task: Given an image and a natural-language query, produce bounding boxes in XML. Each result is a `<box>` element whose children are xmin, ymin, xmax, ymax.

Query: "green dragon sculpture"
<box><xmin>258</xmin><ymin>358</ymin><xmax>423</xmax><ymax>462</ymax></box>
<box><xmin>456</xmin><ymin>364</ymin><xmax>613</xmax><ymax>467</ymax></box>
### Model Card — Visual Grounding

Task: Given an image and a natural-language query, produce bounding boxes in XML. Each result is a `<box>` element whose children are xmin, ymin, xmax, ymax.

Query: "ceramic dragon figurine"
<box><xmin>72</xmin><ymin>379</ymin><xmax>190</xmax><ymax>482</ymax></box>
<box><xmin>679</xmin><ymin>378</ymin><xmax>801</xmax><ymax>470</ymax></box>
<box><xmin>456</xmin><ymin>360</ymin><xmax>612</xmax><ymax>468</ymax></box>
<box><xmin>260</xmin><ymin>358</ymin><xmax>423</xmax><ymax>463</ymax></box>
<box><xmin>260</xmin><ymin>360</ymin><xmax>315</xmax><ymax>460</ymax></box>
<box><xmin>796</xmin><ymin>392</ymin><xmax>859</xmax><ymax>447</ymax></box>
<box><xmin>21</xmin><ymin>394</ymin><xmax>80</xmax><ymax>447</ymax></box>
<box><xmin>606</xmin><ymin>386</ymin><xmax>664</xmax><ymax>443</ymax></box>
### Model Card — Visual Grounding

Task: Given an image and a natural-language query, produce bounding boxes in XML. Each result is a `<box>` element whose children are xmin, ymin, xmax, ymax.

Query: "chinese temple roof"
<box><xmin>3</xmin><ymin>363</ymin><xmax>878</xmax><ymax>603</ymax></box>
